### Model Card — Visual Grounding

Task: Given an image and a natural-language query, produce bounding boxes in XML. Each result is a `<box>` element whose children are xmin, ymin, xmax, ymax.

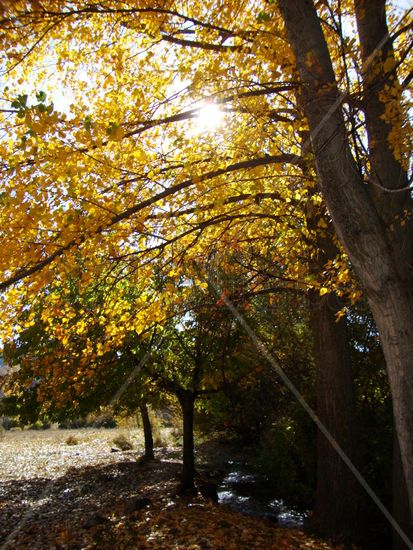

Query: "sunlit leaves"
<box><xmin>0</xmin><ymin>0</ymin><xmax>411</xmax><ymax>366</ymax></box>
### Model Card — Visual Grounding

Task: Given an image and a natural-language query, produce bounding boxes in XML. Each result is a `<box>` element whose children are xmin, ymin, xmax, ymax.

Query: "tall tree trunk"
<box><xmin>369</xmin><ymin>287</ymin><xmax>413</xmax><ymax>540</ymax></box>
<box><xmin>309</xmin><ymin>290</ymin><xmax>361</xmax><ymax>542</ymax></box>
<box><xmin>177</xmin><ymin>389</ymin><xmax>196</xmax><ymax>493</ymax></box>
<box><xmin>393</xmin><ymin>432</ymin><xmax>413</xmax><ymax>549</ymax></box>
<box><xmin>354</xmin><ymin>5</ymin><xmax>413</xmax><ymax>545</ymax></box>
<box><xmin>300</xmin><ymin>93</ymin><xmax>362</xmax><ymax>540</ymax></box>
<box><xmin>139</xmin><ymin>403</ymin><xmax>154</xmax><ymax>461</ymax></box>
<box><xmin>353</xmin><ymin>0</ymin><xmax>413</xmax><ymax>276</ymax></box>
<box><xmin>278</xmin><ymin>0</ymin><xmax>413</xmax><ymax>536</ymax></box>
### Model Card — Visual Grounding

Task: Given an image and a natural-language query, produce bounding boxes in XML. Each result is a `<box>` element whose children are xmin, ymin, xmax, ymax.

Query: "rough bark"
<box><xmin>354</xmin><ymin>6</ymin><xmax>413</xmax><ymax>542</ymax></box>
<box><xmin>309</xmin><ymin>289</ymin><xmax>361</xmax><ymax>541</ymax></box>
<box><xmin>301</xmin><ymin>111</ymin><xmax>362</xmax><ymax>539</ymax></box>
<box><xmin>368</xmin><ymin>286</ymin><xmax>413</xmax><ymax>538</ymax></box>
<box><xmin>139</xmin><ymin>403</ymin><xmax>154</xmax><ymax>461</ymax></box>
<box><xmin>394</xmin><ymin>432</ymin><xmax>413</xmax><ymax>549</ymax></box>
<box><xmin>177</xmin><ymin>389</ymin><xmax>196</xmax><ymax>493</ymax></box>
<box><xmin>278</xmin><ymin>0</ymin><xmax>413</xmax><ymax>536</ymax></box>
<box><xmin>354</xmin><ymin>0</ymin><xmax>413</xmax><ymax>278</ymax></box>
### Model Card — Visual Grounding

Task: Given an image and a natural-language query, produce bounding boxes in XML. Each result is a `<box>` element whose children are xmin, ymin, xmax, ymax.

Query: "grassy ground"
<box><xmin>0</xmin><ymin>428</ymin><xmax>340</xmax><ymax>549</ymax></box>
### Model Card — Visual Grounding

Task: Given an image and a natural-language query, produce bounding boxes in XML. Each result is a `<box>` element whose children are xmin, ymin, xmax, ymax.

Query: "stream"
<box><xmin>216</xmin><ymin>460</ymin><xmax>308</xmax><ymax>528</ymax></box>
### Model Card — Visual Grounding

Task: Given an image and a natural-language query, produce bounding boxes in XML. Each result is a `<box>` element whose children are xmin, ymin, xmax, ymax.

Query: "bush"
<box><xmin>92</xmin><ymin>413</ymin><xmax>117</xmax><ymax>428</ymax></box>
<box><xmin>58</xmin><ymin>418</ymin><xmax>87</xmax><ymax>429</ymax></box>
<box><xmin>58</xmin><ymin>414</ymin><xmax>117</xmax><ymax>429</ymax></box>
<box><xmin>1</xmin><ymin>417</ymin><xmax>19</xmax><ymax>430</ymax></box>
<box><xmin>254</xmin><ymin>418</ymin><xmax>315</xmax><ymax>508</ymax></box>
<box><xmin>65</xmin><ymin>435</ymin><xmax>79</xmax><ymax>445</ymax></box>
<box><xmin>28</xmin><ymin>420</ymin><xmax>51</xmax><ymax>430</ymax></box>
<box><xmin>112</xmin><ymin>434</ymin><xmax>133</xmax><ymax>451</ymax></box>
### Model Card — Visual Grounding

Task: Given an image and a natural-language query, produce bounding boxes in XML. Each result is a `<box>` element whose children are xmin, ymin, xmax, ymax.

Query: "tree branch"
<box><xmin>0</xmin><ymin>154</ymin><xmax>303</xmax><ymax>291</ymax></box>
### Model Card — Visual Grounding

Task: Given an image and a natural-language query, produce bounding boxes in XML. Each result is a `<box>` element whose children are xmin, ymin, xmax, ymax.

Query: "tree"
<box><xmin>277</xmin><ymin>0</ymin><xmax>413</xmax><ymax>541</ymax></box>
<box><xmin>0</xmin><ymin>0</ymin><xmax>411</xmax><ymax>543</ymax></box>
<box><xmin>2</xmin><ymin>269</ymin><xmax>164</xmax><ymax>460</ymax></box>
<box><xmin>298</xmin><ymin>97</ymin><xmax>362</xmax><ymax>539</ymax></box>
<box><xmin>148</xmin><ymin>266</ymin><xmax>258</xmax><ymax>493</ymax></box>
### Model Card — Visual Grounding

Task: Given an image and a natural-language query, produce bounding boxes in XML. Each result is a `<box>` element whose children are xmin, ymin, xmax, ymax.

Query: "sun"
<box><xmin>195</xmin><ymin>103</ymin><xmax>224</xmax><ymax>132</ymax></box>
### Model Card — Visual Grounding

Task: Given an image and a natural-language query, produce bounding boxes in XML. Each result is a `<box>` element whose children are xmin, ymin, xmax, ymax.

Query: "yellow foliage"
<box><xmin>0</xmin><ymin>0</ymin><xmax>409</xmax><ymax>367</ymax></box>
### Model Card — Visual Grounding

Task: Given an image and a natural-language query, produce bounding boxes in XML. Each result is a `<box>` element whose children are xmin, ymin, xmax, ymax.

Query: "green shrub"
<box><xmin>254</xmin><ymin>418</ymin><xmax>315</xmax><ymax>508</ymax></box>
<box><xmin>28</xmin><ymin>420</ymin><xmax>50</xmax><ymax>430</ymax></box>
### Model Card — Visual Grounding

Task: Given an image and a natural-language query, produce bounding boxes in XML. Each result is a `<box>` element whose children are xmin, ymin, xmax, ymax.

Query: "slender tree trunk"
<box><xmin>278</xmin><ymin>0</ymin><xmax>413</xmax><ymax>533</ymax></box>
<box><xmin>309</xmin><ymin>290</ymin><xmax>361</xmax><ymax>542</ymax></box>
<box><xmin>177</xmin><ymin>389</ymin><xmax>196</xmax><ymax>493</ymax></box>
<box><xmin>139</xmin><ymin>403</ymin><xmax>154</xmax><ymax>461</ymax></box>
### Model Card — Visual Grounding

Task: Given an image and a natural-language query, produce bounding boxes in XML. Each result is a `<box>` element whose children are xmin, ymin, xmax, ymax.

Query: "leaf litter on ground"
<box><xmin>0</xmin><ymin>429</ymin><xmax>341</xmax><ymax>549</ymax></box>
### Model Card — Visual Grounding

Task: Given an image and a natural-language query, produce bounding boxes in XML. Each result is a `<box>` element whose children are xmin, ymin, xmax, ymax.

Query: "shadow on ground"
<box><xmin>0</xmin><ymin>446</ymin><xmax>336</xmax><ymax>549</ymax></box>
<box><xmin>0</xmin><ymin>450</ymin><xmax>181</xmax><ymax>549</ymax></box>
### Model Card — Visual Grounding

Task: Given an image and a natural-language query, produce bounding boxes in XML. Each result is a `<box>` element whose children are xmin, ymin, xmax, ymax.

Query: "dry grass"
<box><xmin>112</xmin><ymin>433</ymin><xmax>133</xmax><ymax>451</ymax></box>
<box><xmin>0</xmin><ymin>424</ymin><xmax>181</xmax><ymax>488</ymax></box>
<box><xmin>0</xmin><ymin>427</ymin><xmax>147</xmax><ymax>482</ymax></box>
<box><xmin>65</xmin><ymin>435</ymin><xmax>79</xmax><ymax>446</ymax></box>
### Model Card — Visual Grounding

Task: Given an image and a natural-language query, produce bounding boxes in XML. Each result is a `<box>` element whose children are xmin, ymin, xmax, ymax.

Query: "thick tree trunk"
<box><xmin>139</xmin><ymin>403</ymin><xmax>154</xmax><ymax>461</ymax></box>
<box><xmin>300</xmin><ymin>93</ymin><xmax>362</xmax><ymax>540</ymax></box>
<box><xmin>177</xmin><ymin>389</ymin><xmax>196</xmax><ymax>493</ymax></box>
<box><xmin>354</xmin><ymin>0</ymin><xmax>413</xmax><ymax>277</ymax></box>
<box><xmin>368</xmin><ymin>286</ymin><xmax>413</xmax><ymax>540</ymax></box>
<box><xmin>353</xmin><ymin>7</ymin><xmax>413</xmax><ymax>544</ymax></box>
<box><xmin>309</xmin><ymin>290</ymin><xmax>361</xmax><ymax>542</ymax></box>
<box><xmin>394</xmin><ymin>432</ymin><xmax>413</xmax><ymax>549</ymax></box>
<box><xmin>278</xmin><ymin>0</ymin><xmax>413</xmax><ymax>536</ymax></box>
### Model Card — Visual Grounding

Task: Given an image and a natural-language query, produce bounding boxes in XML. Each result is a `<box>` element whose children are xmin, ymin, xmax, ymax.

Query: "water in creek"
<box><xmin>216</xmin><ymin>461</ymin><xmax>308</xmax><ymax>528</ymax></box>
